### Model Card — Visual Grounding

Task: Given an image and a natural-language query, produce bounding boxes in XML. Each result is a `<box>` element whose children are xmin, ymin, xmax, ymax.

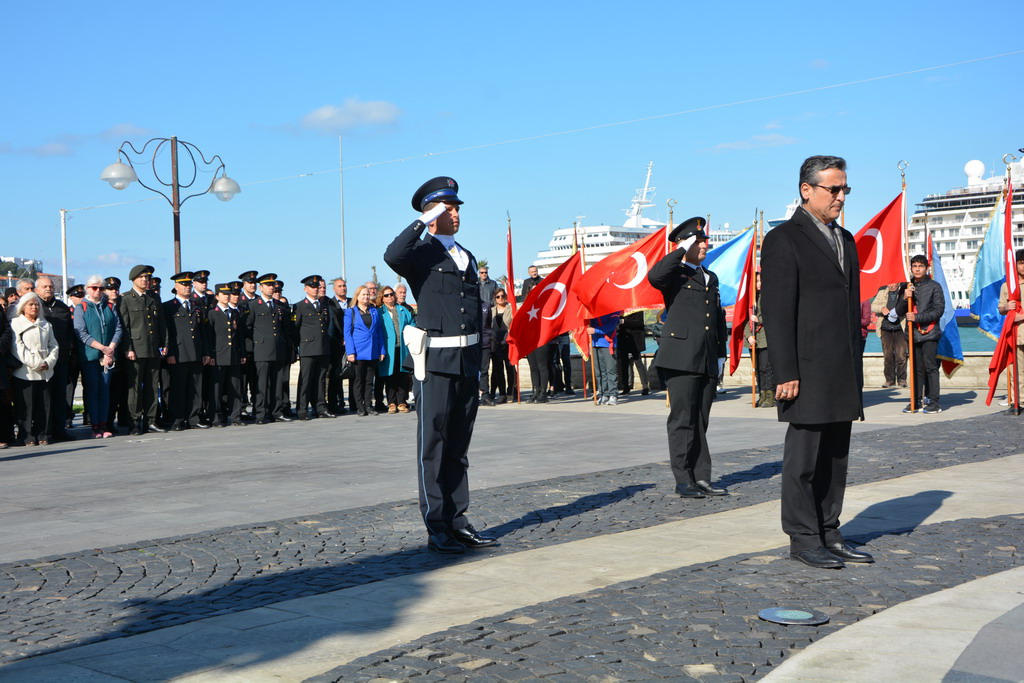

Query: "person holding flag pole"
<box><xmin>647</xmin><ymin>217</ymin><xmax>729</xmax><ymax>499</ymax></box>
<box><xmin>985</xmin><ymin>154</ymin><xmax>1022</xmax><ymax>414</ymax></box>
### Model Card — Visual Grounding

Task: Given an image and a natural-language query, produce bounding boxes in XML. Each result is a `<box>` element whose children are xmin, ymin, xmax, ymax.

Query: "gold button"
<box><xmin>705</xmin><ymin>326</ymin><xmax>709</xmax><ymax>330</ymax></box>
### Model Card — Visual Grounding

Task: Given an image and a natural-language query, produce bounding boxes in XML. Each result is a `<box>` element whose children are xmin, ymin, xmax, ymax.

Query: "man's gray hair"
<box><xmin>16</xmin><ymin>278</ymin><xmax>34</xmax><ymax>294</ymax></box>
<box><xmin>332</xmin><ymin>277</ymin><xmax>346</xmax><ymax>285</ymax></box>
<box><xmin>799</xmin><ymin>155</ymin><xmax>846</xmax><ymax>203</ymax></box>
<box><xmin>34</xmin><ymin>276</ymin><xmax>53</xmax><ymax>288</ymax></box>
<box><xmin>85</xmin><ymin>275</ymin><xmax>104</xmax><ymax>288</ymax></box>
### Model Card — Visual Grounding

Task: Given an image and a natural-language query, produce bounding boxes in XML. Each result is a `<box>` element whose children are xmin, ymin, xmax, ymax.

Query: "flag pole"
<box><xmin>1003</xmin><ymin>154</ymin><xmax>1020</xmax><ymax>414</ymax></box>
<box><xmin>750</xmin><ymin>211</ymin><xmax>763</xmax><ymax>408</ymax></box>
<box><xmin>506</xmin><ymin>211</ymin><xmax>521</xmax><ymax>403</ymax></box>
<box><xmin>900</xmin><ymin>161</ymin><xmax>917</xmax><ymax>411</ymax></box>
<box><xmin>574</xmin><ymin>220</ymin><xmax>598</xmax><ymax>404</ymax></box>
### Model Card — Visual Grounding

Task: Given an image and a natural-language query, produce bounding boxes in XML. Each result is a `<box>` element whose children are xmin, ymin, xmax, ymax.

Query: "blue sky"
<box><xmin>2</xmin><ymin>1</ymin><xmax>1022</xmax><ymax>301</ymax></box>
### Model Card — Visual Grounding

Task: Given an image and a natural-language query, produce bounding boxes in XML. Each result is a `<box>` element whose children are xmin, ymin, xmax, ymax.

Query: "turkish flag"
<box><xmin>853</xmin><ymin>193</ymin><xmax>909</xmax><ymax>300</ymax></box>
<box><xmin>507</xmin><ymin>251</ymin><xmax>586</xmax><ymax>365</ymax></box>
<box><xmin>574</xmin><ymin>226</ymin><xmax>668</xmax><ymax>318</ymax></box>
<box><xmin>729</xmin><ymin>228</ymin><xmax>757</xmax><ymax>375</ymax></box>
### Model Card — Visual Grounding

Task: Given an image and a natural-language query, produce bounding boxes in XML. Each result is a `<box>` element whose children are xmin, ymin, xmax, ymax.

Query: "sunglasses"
<box><xmin>382</xmin><ymin>292</ymin><xmax>395</xmax><ymax>297</ymax></box>
<box><xmin>811</xmin><ymin>184</ymin><xmax>852</xmax><ymax>196</ymax></box>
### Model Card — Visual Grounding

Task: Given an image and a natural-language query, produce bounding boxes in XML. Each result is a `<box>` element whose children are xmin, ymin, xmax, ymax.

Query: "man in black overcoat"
<box><xmin>383</xmin><ymin>176</ymin><xmax>497</xmax><ymax>554</ymax></box>
<box><xmin>761</xmin><ymin>155</ymin><xmax>872</xmax><ymax>569</ymax></box>
<box><xmin>648</xmin><ymin>217</ymin><xmax>729</xmax><ymax>499</ymax></box>
<box><xmin>293</xmin><ymin>275</ymin><xmax>335</xmax><ymax>419</ymax></box>
<box><xmin>163</xmin><ymin>272</ymin><xmax>211</xmax><ymax>431</ymax></box>
<box><xmin>245</xmin><ymin>273</ymin><xmax>293</xmax><ymax>424</ymax></box>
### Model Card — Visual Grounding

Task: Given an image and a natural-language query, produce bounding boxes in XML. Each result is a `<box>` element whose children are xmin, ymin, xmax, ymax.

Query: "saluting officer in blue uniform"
<box><xmin>384</xmin><ymin>176</ymin><xmax>497</xmax><ymax>554</ymax></box>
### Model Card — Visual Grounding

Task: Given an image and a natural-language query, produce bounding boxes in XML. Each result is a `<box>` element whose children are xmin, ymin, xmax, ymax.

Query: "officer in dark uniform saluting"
<box><xmin>384</xmin><ymin>176</ymin><xmax>497</xmax><ymax>554</ymax></box>
<box><xmin>119</xmin><ymin>265</ymin><xmax>167</xmax><ymax>434</ymax></box>
<box><xmin>648</xmin><ymin>218</ymin><xmax>729</xmax><ymax>499</ymax></box>
<box><xmin>164</xmin><ymin>272</ymin><xmax>211</xmax><ymax>431</ymax></box>
<box><xmin>207</xmin><ymin>282</ymin><xmax>246</xmax><ymax>427</ymax></box>
<box><xmin>293</xmin><ymin>275</ymin><xmax>336</xmax><ymax>419</ymax></box>
<box><xmin>245</xmin><ymin>273</ymin><xmax>293</xmax><ymax>424</ymax></box>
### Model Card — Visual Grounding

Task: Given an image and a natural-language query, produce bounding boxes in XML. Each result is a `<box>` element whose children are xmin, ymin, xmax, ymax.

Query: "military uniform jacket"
<box><xmin>235</xmin><ymin>294</ymin><xmax>256</xmax><ymax>354</ymax></box>
<box><xmin>119</xmin><ymin>288</ymin><xmax>167</xmax><ymax>358</ymax></box>
<box><xmin>761</xmin><ymin>206</ymin><xmax>863</xmax><ymax>424</ymax></box>
<box><xmin>164</xmin><ymin>297</ymin><xmax>208</xmax><ymax>363</ymax></box>
<box><xmin>647</xmin><ymin>250</ymin><xmax>727</xmax><ymax>376</ymax></box>
<box><xmin>292</xmin><ymin>297</ymin><xmax>332</xmax><ymax>357</ymax></box>
<box><xmin>383</xmin><ymin>220</ymin><xmax>483</xmax><ymax>375</ymax></box>
<box><xmin>246</xmin><ymin>296</ymin><xmax>289</xmax><ymax>362</ymax></box>
<box><xmin>207</xmin><ymin>306</ymin><xmax>244</xmax><ymax>366</ymax></box>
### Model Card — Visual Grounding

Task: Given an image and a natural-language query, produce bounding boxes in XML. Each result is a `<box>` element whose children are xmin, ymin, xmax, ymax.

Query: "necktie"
<box><xmin>829</xmin><ymin>227</ymin><xmax>842</xmax><ymax>260</ymax></box>
<box><xmin>314</xmin><ymin>300</ymin><xmax>319</xmax><ymax>311</ymax></box>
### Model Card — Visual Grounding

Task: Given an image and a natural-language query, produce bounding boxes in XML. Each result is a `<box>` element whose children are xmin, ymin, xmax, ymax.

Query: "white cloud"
<box><xmin>763</xmin><ymin>120</ymin><xmax>782</xmax><ymax>130</ymax></box>
<box><xmin>705</xmin><ymin>133</ymin><xmax>798</xmax><ymax>153</ymax></box>
<box><xmin>0</xmin><ymin>124</ymin><xmax>154</xmax><ymax>157</ymax></box>
<box><xmin>101</xmin><ymin>123</ymin><xmax>157</xmax><ymax>141</ymax></box>
<box><xmin>299</xmin><ymin>97</ymin><xmax>400</xmax><ymax>135</ymax></box>
<box><xmin>94</xmin><ymin>252</ymin><xmax>140</xmax><ymax>267</ymax></box>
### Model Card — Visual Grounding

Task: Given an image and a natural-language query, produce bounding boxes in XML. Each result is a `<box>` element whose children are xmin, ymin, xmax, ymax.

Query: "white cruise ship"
<box><xmin>533</xmin><ymin>162</ymin><xmax>665</xmax><ymax>277</ymax></box>
<box><xmin>907</xmin><ymin>159</ymin><xmax>1024</xmax><ymax>312</ymax></box>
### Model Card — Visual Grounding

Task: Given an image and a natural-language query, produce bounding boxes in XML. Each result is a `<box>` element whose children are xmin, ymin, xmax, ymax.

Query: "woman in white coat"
<box><xmin>10</xmin><ymin>292</ymin><xmax>59</xmax><ymax>445</ymax></box>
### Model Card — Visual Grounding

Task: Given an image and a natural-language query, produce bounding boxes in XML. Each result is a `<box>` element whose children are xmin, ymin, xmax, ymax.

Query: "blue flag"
<box><xmin>930</xmin><ymin>238</ymin><xmax>964</xmax><ymax>377</ymax></box>
<box><xmin>969</xmin><ymin>195</ymin><xmax>1006</xmax><ymax>339</ymax></box>
<box><xmin>704</xmin><ymin>225</ymin><xmax>756</xmax><ymax>307</ymax></box>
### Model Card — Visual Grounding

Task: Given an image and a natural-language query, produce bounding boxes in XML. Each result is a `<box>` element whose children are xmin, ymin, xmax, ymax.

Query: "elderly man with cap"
<box><xmin>648</xmin><ymin>217</ymin><xmax>729</xmax><ymax>499</ymax></box>
<box><xmin>119</xmin><ymin>265</ymin><xmax>167</xmax><ymax>434</ymax></box>
<box><xmin>245</xmin><ymin>273</ymin><xmax>293</xmax><ymax>424</ymax></box>
<box><xmin>163</xmin><ymin>272</ymin><xmax>211</xmax><ymax>431</ymax></box>
<box><xmin>207</xmin><ymin>282</ymin><xmax>247</xmax><ymax>426</ymax></box>
<box><xmin>293</xmin><ymin>275</ymin><xmax>336</xmax><ymax>420</ymax></box>
<box><xmin>384</xmin><ymin>175</ymin><xmax>497</xmax><ymax>554</ymax></box>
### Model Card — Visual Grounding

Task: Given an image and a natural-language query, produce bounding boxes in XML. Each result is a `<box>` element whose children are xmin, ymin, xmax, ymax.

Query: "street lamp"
<box><xmin>100</xmin><ymin>136</ymin><xmax>239</xmax><ymax>272</ymax></box>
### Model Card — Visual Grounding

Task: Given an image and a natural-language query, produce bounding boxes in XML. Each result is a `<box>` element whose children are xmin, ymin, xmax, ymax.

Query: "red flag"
<box><xmin>728</xmin><ymin>228</ymin><xmax>757</xmax><ymax>375</ymax></box>
<box><xmin>573</xmin><ymin>227</ymin><xmax>668</xmax><ymax>318</ymax></box>
<box><xmin>505</xmin><ymin>222</ymin><xmax>516</xmax><ymax>315</ymax></box>
<box><xmin>986</xmin><ymin>175</ymin><xmax>1019</xmax><ymax>405</ymax></box>
<box><xmin>853</xmin><ymin>193</ymin><xmax>909</xmax><ymax>299</ymax></box>
<box><xmin>507</xmin><ymin>251</ymin><xmax>586</xmax><ymax>365</ymax></box>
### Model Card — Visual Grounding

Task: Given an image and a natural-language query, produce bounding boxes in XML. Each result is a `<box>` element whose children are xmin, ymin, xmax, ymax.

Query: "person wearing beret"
<box><xmin>648</xmin><ymin>217</ymin><xmax>729</xmax><ymax>500</ymax></box>
<box><xmin>761</xmin><ymin>155</ymin><xmax>870</xmax><ymax>570</ymax></box>
<box><xmin>383</xmin><ymin>176</ymin><xmax>497</xmax><ymax>554</ymax></box>
<box><xmin>293</xmin><ymin>275</ymin><xmax>335</xmax><ymax>419</ymax></box>
<box><xmin>245</xmin><ymin>273</ymin><xmax>293</xmax><ymax>424</ymax></box>
<box><xmin>119</xmin><ymin>265</ymin><xmax>167</xmax><ymax>435</ymax></box>
<box><xmin>163</xmin><ymin>272</ymin><xmax>211</xmax><ymax>431</ymax></box>
<box><xmin>207</xmin><ymin>283</ymin><xmax>246</xmax><ymax>426</ymax></box>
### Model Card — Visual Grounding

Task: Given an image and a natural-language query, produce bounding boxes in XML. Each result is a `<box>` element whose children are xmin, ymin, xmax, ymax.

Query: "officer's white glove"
<box><xmin>678</xmin><ymin>235</ymin><xmax>698</xmax><ymax>252</ymax></box>
<box><xmin>419</xmin><ymin>203</ymin><xmax>447</xmax><ymax>226</ymax></box>
<box><xmin>717</xmin><ymin>358</ymin><xmax>725</xmax><ymax>375</ymax></box>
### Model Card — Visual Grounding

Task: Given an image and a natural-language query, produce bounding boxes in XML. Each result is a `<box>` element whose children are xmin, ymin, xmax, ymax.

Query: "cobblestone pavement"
<box><xmin>309</xmin><ymin>514</ymin><xmax>1024</xmax><ymax>682</ymax></box>
<box><xmin>0</xmin><ymin>413</ymin><xmax>1019</xmax><ymax>667</ymax></box>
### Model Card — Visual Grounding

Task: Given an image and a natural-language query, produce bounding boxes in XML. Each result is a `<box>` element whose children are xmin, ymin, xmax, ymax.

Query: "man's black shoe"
<box><xmin>676</xmin><ymin>483</ymin><xmax>706</xmax><ymax>499</ymax></box>
<box><xmin>276</xmin><ymin>415</ymin><xmax>294</xmax><ymax>423</ymax></box>
<box><xmin>427</xmin><ymin>531</ymin><xmax>466</xmax><ymax>554</ymax></box>
<box><xmin>192</xmin><ymin>422</ymin><xmax>210</xmax><ymax>429</ymax></box>
<box><xmin>479</xmin><ymin>396</ymin><xmax>495</xmax><ymax>406</ymax></box>
<box><xmin>641</xmin><ymin>387</ymin><xmax>650</xmax><ymax>396</ymax></box>
<box><xmin>452</xmin><ymin>525</ymin><xmax>498</xmax><ymax>548</ymax></box>
<box><xmin>129</xmin><ymin>426</ymin><xmax>142</xmax><ymax>436</ymax></box>
<box><xmin>791</xmin><ymin>547</ymin><xmax>845</xmax><ymax>569</ymax></box>
<box><xmin>318</xmin><ymin>411</ymin><xmax>337</xmax><ymax>419</ymax></box>
<box><xmin>147</xmin><ymin>424</ymin><xmax>167</xmax><ymax>434</ymax></box>
<box><xmin>170</xmin><ymin>424</ymin><xmax>184</xmax><ymax>432</ymax></box>
<box><xmin>296</xmin><ymin>413</ymin><xmax>309</xmax><ymax>421</ymax></box>
<box><xmin>213</xmin><ymin>421</ymin><xmax>226</xmax><ymax>428</ymax></box>
<box><xmin>826</xmin><ymin>541</ymin><xmax>874</xmax><ymax>563</ymax></box>
<box><xmin>695</xmin><ymin>480</ymin><xmax>728</xmax><ymax>496</ymax></box>
<box><xmin>231</xmin><ymin>420</ymin><xmax>247</xmax><ymax>427</ymax></box>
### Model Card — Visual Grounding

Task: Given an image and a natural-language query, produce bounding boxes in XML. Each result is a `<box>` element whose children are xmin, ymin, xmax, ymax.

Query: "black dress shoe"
<box><xmin>791</xmin><ymin>547</ymin><xmax>846</xmax><ymax>569</ymax></box>
<box><xmin>317</xmin><ymin>411</ymin><xmax>337</xmax><ymax>419</ymax></box>
<box><xmin>452</xmin><ymin>525</ymin><xmax>498</xmax><ymax>548</ymax></box>
<box><xmin>427</xmin><ymin>531</ymin><xmax>466</xmax><ymax>554</ymax></box>
<box><xmin>231</xmin><ymin>420</ymin><xmax>247</xmax><ymax>427</ymax></box>
<box><xmin>191</xmin><ymin>422</ymin><xmax>210</xmax><ymax>429</ymax></box>
<box><xmin>826</xmin><ymin>541</ymin><xmax>875</xmax><ymax>563</ymax></box>
<box><xmin>479</xmin><ymin>396</ymin><xmax>495</xmax><ymax>406</ymax></box>
<box><xmin>213</xmin><ymin>421</ymin><xmax>226</xmax><ymax>428</ymax></box>
<box><xmin>170</xmin><ymin>424</ymin><xmax>184</xmax><ymax>432</ymax></box>
<box><xmin>695</xmin><ymin>480</ymin><xmax>728</xmax><ymax>496</ymax></box>
<box><xmin>676</xmin><ymin>483</ymin><xmax>706</xmax><ymax>499</ymax></box>
<box><xmin>148</xmin><ymin>424</ymin><xmax>167</xmax><ymax>433</ymax></box>
<box><xmin>295</xmin><ymin>413</ymin><xmax>309</xmax><ymax>421</ymax></box>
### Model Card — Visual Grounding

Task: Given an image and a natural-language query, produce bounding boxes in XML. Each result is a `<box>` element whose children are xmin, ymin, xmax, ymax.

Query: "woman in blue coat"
<box><xmin>345</xmin><ymin>285</ymin><xmax>385</xmax><ymax>416</ymax></box>
<box><xmin>375</xmin><ymin>285</ymin><xmax>414</xmax><ymax>413</ymax></box>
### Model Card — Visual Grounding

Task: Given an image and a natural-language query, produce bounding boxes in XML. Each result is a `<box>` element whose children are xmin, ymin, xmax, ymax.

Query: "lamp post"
<box><xmin>100</xmin><ymin>136</ymin><xmax>240</xmax><ymax>273</ymax></box>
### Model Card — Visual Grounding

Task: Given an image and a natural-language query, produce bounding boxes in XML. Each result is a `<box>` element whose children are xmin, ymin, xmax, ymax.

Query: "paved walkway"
<box><xmin>0</xmin><ymin>387</ymin><xmax>1020</xmax><ymax>681</ymax></box>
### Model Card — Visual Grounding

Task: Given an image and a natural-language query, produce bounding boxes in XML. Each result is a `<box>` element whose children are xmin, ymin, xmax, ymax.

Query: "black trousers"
<box><xmin>200</xmin><ymin>363</ymin><xmax>216</xmax><ymax>422</ymax></box>
<box><xmin>327</xmin><ymin>347</ymin><xmax>347</xmax><ymax>411</ymax></box>
<box><xmin>106</xmin><ymin>362</ymin><xmax>131</xmax><ymax>427</ymax></box>
<box><xmin>13</xmin><ymin>377</ymin><xmax>50</xmax><ymax>442</ymax></box>
<box><xmin>663</xmin><ymin>369</ymin><xmax>715</xmax><ymax>484</ymax></box>
<box><xmin>279</xmin><ymin>359</ymin><xmax>293</xmax><ymax>411</ymax></box>
<box><xmin>168</xmin><ymin>360</ymin><xmax>202</xmax><ymax>427</ymax></box>
<box><xmin>490</xmin><ymin>346</ymin><xmax>516</xmax><ymax>397</ymax></box>
<box><xmin>617</xmin><ymin>351</ymin><xmax>649</xmax><ymax>392</ymax></box>
<box><xmin>754</xmin><ymin>346</ymin><xmax>775</xmax><ymax>394</ymax></box>
<box><xmin>381</xmin><ymin>371</ymin><xmax>411</xmax><ymax>407</ymax></box>
<box><xmin>352</xmin><ymin>360</ymin><xmax>377</xmax><ymax>412</ymax></box>
<box><xmin>912</xmin><ymin>339</ymin><xmax>940</xmax><ymax>407</ymax></box>
<box><xmin>48</xmin><ymin>360</ymin><xmax>69</xmax><ymax>436</ymax></box>
<box><xmin>526</xmin><ymin>346</ymin><xmax>551</xmax><ymax>400</ymax></box>
<box><xmin>242</xmin><ymin>355</ymin><xmax>258</xmax><ymax>409</ymax></box>
<box><xmin>213</xmin><ymin>364</ymin><xmax>242</xmax><ymax>423</ymax></box>
<box><xmin>781</xmin><ymin>421</ymin><xmax>851</xmax><ymax>552</ymax></box>
<box><xmin>479</xmin><ymin>347</ymin><xmax>492</xmax><ymax>396</ymax></box>
<box><xmin>297</xmin><ymin>354</ymin><xmax>329</xmax><ymax>414</ymax></box>
<box><xmin>415</xmin><ymin>371</ymin><xmax>479</xmax><ymax>535</ymax></box>
<box><xmin>880</xmin><ymin>329</ymin><xmax>908</xmax><ymax>384</ymax></box>
<box><xmin>126</xmin><ymin>357</ymin><xmax>161</xmax><ymax>424</ymax></box>
<box><xmin>550</xmin><ymin>341</ymin><xmax>572</xmax><ymax>392</ymax></box>
<box><xmin>253</xmin><ymin>360</ymin><xmax>283</xmax><ymax>421</ymax></box>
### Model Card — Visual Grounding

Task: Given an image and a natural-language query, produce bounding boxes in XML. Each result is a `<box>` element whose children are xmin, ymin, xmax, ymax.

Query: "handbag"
<box><xmin>338</xmin><ymin>355</ymin><xmax>355</xmax><ymax>381</ymax></box>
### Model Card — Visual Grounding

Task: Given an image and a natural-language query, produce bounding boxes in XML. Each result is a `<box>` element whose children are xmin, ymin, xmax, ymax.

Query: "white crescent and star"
<box><xmin>540</xmin><ymin>283</ymin><xmax>568</xmax><ymax>320</ymax></box>
<box><xmin>860</xmin><ymin>227</ymin><xmax>883</xmax><ymax>274</ymax></box>
<box><xmin>608</xmin><ymin>253</ymin><xmax>648</xmax><ymax>290</ymax></box>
